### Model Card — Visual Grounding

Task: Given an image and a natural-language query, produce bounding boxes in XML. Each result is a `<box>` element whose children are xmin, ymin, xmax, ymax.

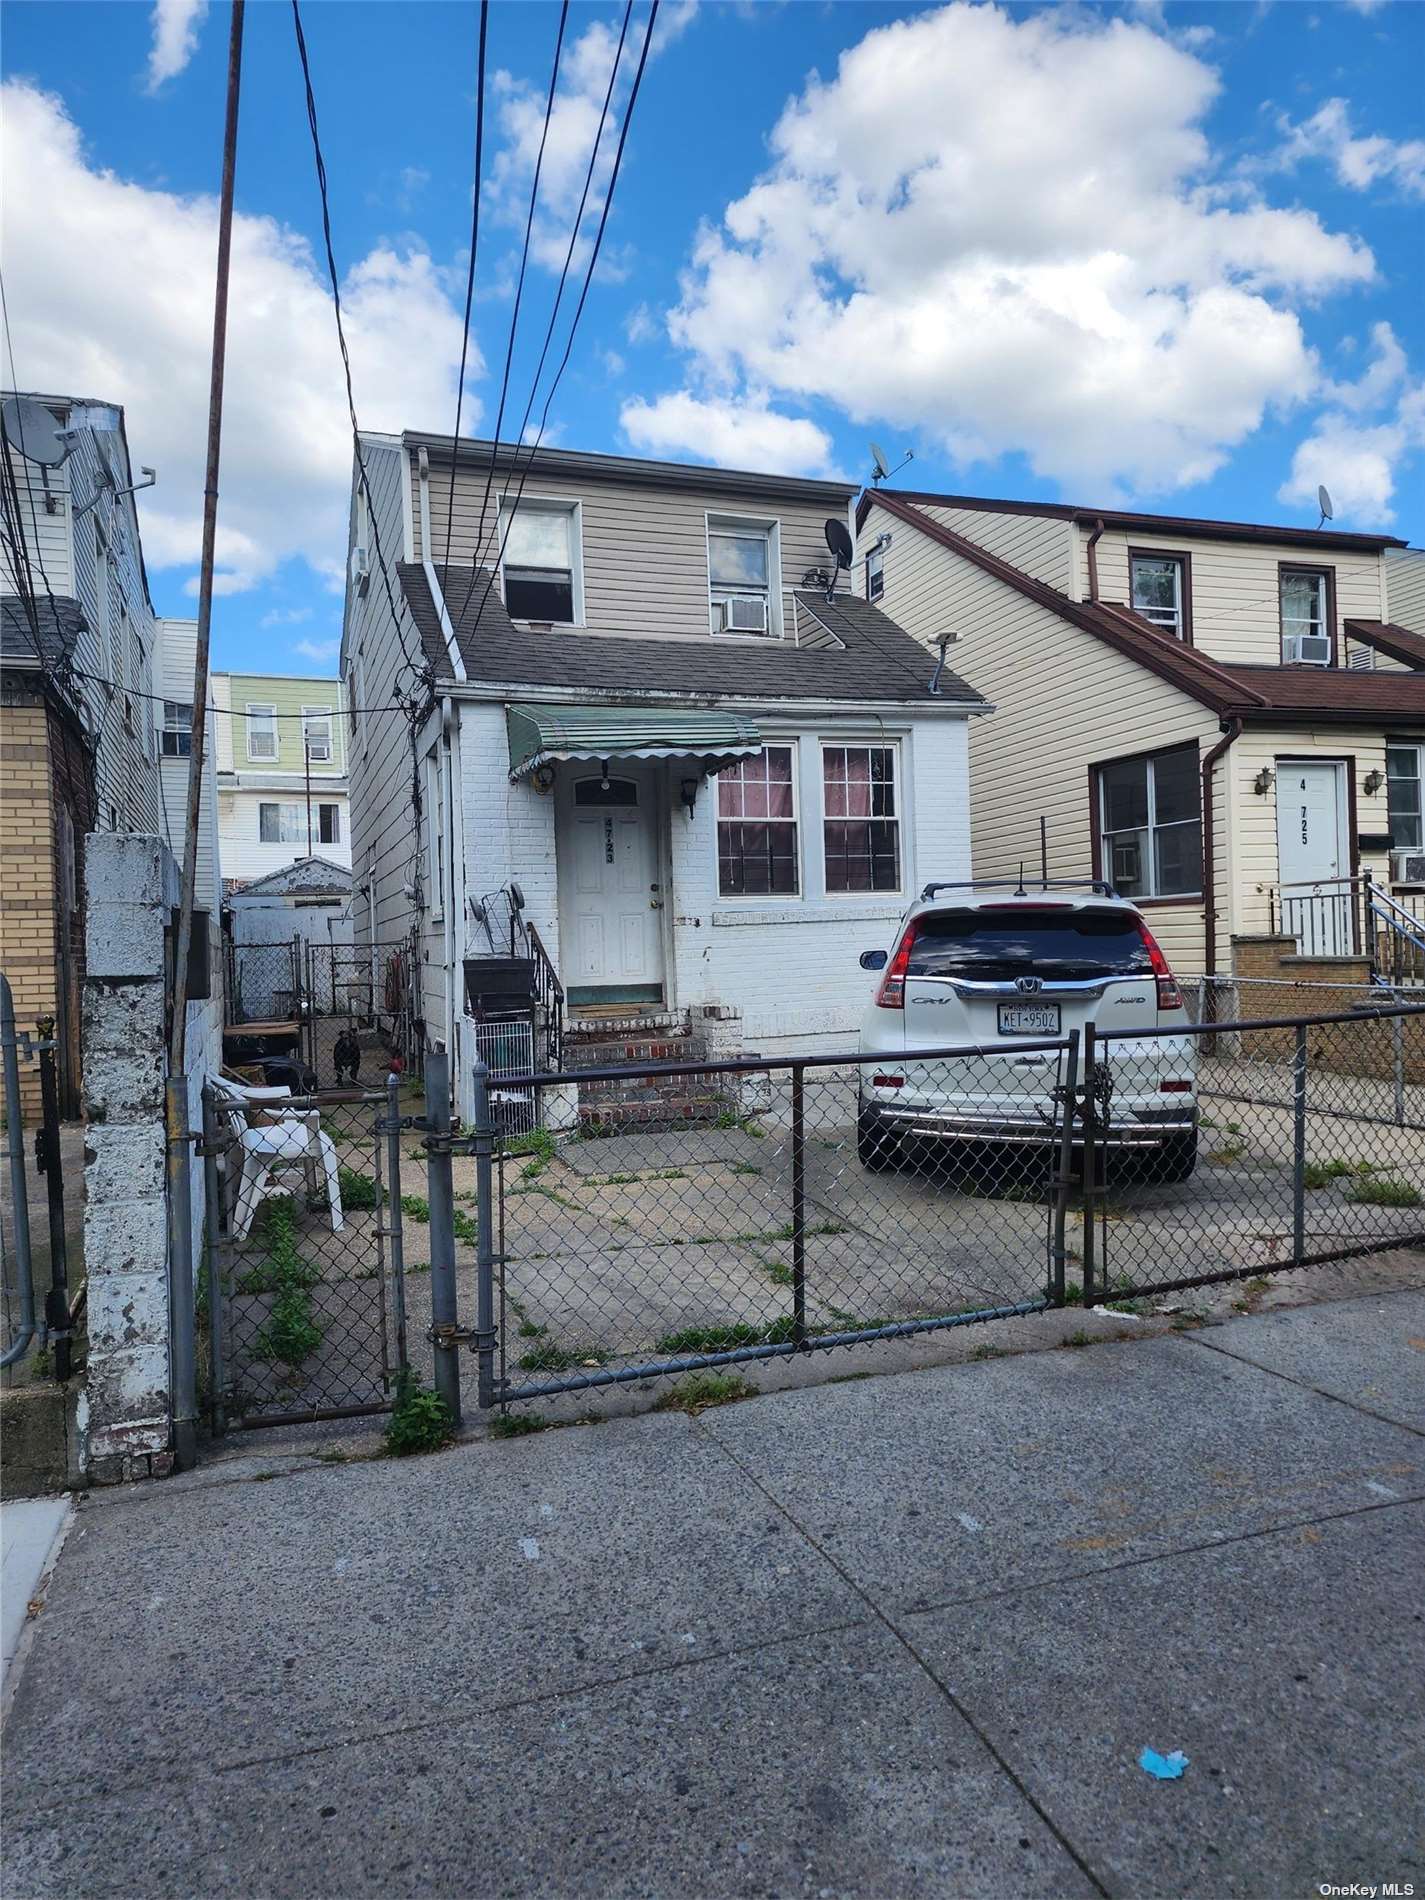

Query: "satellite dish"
<box><xmin>1317</xmin><ymin>484</ymin><xmax>1334</xmax><ymax>527</ymax></box>
<box><xmin>825</xmin><ymin>518</ymin><xmax>854</xmax><ymax>569</ymax></box>
<box><xmin>1</xmin><ymin>396</ymin><xmax>68</xmax><ymax>468</ymax></box>
<box><xmin>869</xmin><ymin>441</ymin><xmax>890</xmax><ymax>482</ymax></box>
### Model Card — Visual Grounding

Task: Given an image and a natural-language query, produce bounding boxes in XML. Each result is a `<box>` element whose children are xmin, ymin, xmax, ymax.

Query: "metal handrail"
<box><xmin>524</xmin><ymin>921</ymin><xmax>564</xmax><ymax>1072</ymax></box>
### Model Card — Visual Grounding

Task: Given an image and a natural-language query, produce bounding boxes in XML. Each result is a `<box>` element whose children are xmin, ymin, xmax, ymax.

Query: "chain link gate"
<box><xmin>202</xmin><ymin>1076</ymin><xmax>410</xmax><ymax>1429</ymax></box>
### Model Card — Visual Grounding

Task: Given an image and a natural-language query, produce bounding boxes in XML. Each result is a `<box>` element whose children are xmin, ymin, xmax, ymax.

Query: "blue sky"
<box><xmin>3</xmin><ymin>0</ymin><xmax>1422</xmax><ymax>678</ymax></box>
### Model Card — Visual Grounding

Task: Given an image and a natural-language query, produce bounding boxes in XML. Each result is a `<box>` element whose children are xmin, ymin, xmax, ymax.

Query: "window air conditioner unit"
<box><xmin>719</xmin><ymin>594</ymin><xmax>770</xmax><ymax>635</ymax></box>
<box><xmin>349</xmin><ymin>544</ymin><xmax>370</xmax><ymax>597</ymax></box>
<box><xmin>1390</xmin><ymin>849</ymin><xmax>1425</xmax><ymax>886</ymax></box>
<box><xmin>1283</xmin><ymin>632</ymin><xmax>1331</xmax><ymax>666</ymax></box>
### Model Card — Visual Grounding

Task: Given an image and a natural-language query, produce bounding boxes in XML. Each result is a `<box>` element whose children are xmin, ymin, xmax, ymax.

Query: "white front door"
<box><xmin>557</xmin><ymin>770</ymin><xmax>664</xmax><ymax>1002</ymax></box>
<box><xmin>1277</xmin><ymin>759</ymin><xmax>1351</xmax><ymax>954</ymax></box>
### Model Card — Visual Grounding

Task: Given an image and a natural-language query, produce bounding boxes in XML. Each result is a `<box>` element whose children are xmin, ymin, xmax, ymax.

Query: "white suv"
<box><xmin>855</xmin><ymin>882</ymin><xmax>1198</xmax><ymax>1181</ymax></box>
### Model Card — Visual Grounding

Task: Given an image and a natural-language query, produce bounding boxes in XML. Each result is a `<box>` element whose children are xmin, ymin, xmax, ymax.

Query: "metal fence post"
<box><xmin>472</xmin><ymin>1057</ymin><xmax>497</xmax><ymax>1411</ymax></box>
<box><xmin>36</xmin><ymin>1039</ymin><xmax>72</xmax><ymax>1381</ymax></box>
<box><xmin>0</xmin><ymin>973</ymin><xmax>36</xmax><ymax>1369</ymax></box>
<box><xmin>425</xmin><ymin>1047</ymin><xmax>461</xmax><ymax>1424</ymax></box>
<box><xmin>1080</xmin><ymin>1023</ymin><xmax>1098</xmax><ymax>1307</ymax></box>
<box><xmin>166</xmin><ymin>1073</ymin><xmax>198</xmax><ymax>1470</ymax></box>
<box><xmin>1050</xmin><ymin>1030</ymin><xmax>1081</xmax><ymax>1304</ymax></box>
<box><xmin>1292</xmin><ymin>1023</ymin><xmax>1308</xmax><ymax>1266</ymax></box>
<box><xmin>790</xmin><ymin>1064</ymin><xmax>807</xmax><ymax>1347</ymax></box>
<box><xmin>199</xmin><ymin>1084</ymin><xmax>228</xmax><ymax>1434</ymax></box>
<box><xmin>1392</xmin><ymin>1011</ymin><xmax>1406</xmax><ymax>1127</ymax></box>
<box><xmin>385</xmin><ymin>1072</ymin><xmax>409</xmax><ymax>1378</ymax></box>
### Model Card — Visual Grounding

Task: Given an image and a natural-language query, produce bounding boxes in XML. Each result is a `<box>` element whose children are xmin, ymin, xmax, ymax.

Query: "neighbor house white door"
<box><xmin>1277</xmin><ymin>759</ymin><xmax>1351</xmax><ymax>955</ymax></box>
<box><xmin>556</xmin><ymin>770</ymin><xmax>664</xmax><ymax>1002</ymax></box>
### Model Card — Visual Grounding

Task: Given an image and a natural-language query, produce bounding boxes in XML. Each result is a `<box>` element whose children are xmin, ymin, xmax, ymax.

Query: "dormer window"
<box><xmin>1280</xmin><ymin>566</ymin><xmax>1333</xmax><ymax>664</ymax></box>
<box><xmin>499</xmin><ymin>499</ymin><xmax>582</xmax><ymax>624</ymax></box>
<box><xmin>708</xmin><ymin>514</ymin><xmax>781</xmax><ymax>638</ymax></box>
<box><xmin>1130</xmin><ymin>551</ymin><xmax>1189</xmax><ymax>640</ymax></box>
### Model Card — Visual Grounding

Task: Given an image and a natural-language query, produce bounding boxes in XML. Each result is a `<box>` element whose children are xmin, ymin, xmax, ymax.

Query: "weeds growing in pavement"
<box><xmin>655</xmin><ymin>1372</ymin><xmax>755</xmax><ymax>1415</ymax></box>
<box><xmin>400</xmin><ymin>1194</ymin><xmax>430</xmax><ymax>1224</ymax></box>
<box><xmin>1345</xmin><ymin>1175</ymin><xmax>1422</xmax><ymax>1208</ymax></box>
<box><xmin>251</xmin><ymin>1200</ymin><xmax>323</xmax><ymax>1367</ymax></box>
<box><xmin>337</xmin><ymin>1167</ymin><xmax>383</xmax><ymax>1210</ymax></box>
<box><xmin>1302</xmin><ymin>1158</ymin><xmax>1359</xmax><ymax>1189</ymax></box>
<box><xmin>517</xmin><ymin>1341</ymin><xmax>606</xmax><ymax>1373</ymax></box>
<box><xmin>384</xmin><ymin>1369</ymin><xmax>455</xmax><ymax>1455</ymax></box>
<box><xmin>490</xmin><ymin>1412</ymin><xmax>548</xmax><ymax>1438</ymax></box>
<box><xmin>656</xmin><ymin>1318</ymin><xmax>797</xmax><ymax>1354</ymax></box>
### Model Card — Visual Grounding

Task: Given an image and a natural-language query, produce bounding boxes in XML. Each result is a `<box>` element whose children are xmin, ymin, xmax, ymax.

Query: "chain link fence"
<box><xmin>406</xmin><ymin>1000</ymin><xmax>1425</xmax><ymax>1416</ymax></box>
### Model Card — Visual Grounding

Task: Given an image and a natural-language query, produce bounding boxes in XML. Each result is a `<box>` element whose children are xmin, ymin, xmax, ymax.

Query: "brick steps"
<box><xmin>564</xmin><ymin>1018</ymin><xmax>727</xmax><ymax>1128</ymax></box>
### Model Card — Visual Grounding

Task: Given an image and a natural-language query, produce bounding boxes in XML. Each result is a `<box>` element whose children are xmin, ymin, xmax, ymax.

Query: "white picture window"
<box><xmin>247</xmin><ymin>704</ymin><xmax>278</xmax><ymax>761</ymax></box>
<box><xmin>302</xmin><ymin>707</ymin><xmax>333</xmax><ymax>763</ymax></box>
<box><xmin>823</xmin><ymin>745</ymin><xmax>901</xmax><ymax>893</ymax></box>
<box><xmin>259</xmin><ymin>802</ymin><xmax>306</xmax><ymax>845</ymax></box>
<box><xmin>708</xmin><ymin>515</ymin><xmax>780</xmax><ymax>638</ymax></box>
<box><xmin>499</xmin><ymin>499</ymin><xmax>581</xmax><ymax>623</ymax></box>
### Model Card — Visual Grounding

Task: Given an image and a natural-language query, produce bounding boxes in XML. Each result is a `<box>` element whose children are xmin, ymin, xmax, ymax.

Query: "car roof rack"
<box><xmin>918</xmin><ymin>878</ymin><xmax>1120</xmax><ymax>902</ymax></box>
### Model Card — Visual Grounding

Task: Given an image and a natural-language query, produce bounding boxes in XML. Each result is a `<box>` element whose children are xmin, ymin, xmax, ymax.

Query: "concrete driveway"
<box><xmin>4</xmin><ymin>1284</ymin><xmax>1422</xmax><ymax>1899</ymax></box>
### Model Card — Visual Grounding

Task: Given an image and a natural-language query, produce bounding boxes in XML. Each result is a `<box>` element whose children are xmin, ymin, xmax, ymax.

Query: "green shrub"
<box><xmin>250</xmin><ymin>1199</ymin><xmax>323</xmax><ymax>1366</ymax></box>
<box><xmin>337</xmin><ymin>1167</ymin><xmax>383</xmax><ymax>1210</ymax></box>
<box><xmin>400</xmin><ymin>1194</ymin><xmax>431</xmax><ymax>1223</ymax></box>
<box><xmin>384</xmin><ymin>1371</ymin><xmax>455</xmax><ymax>1455</ymax></box>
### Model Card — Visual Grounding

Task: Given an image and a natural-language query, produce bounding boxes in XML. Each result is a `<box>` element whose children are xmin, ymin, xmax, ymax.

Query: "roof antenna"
<box><xmin>868</xmin><ymin>442</ymin><xmax>914</xmax><ymax>487</ymax></box>
<box><xmin>823</xmin><ymin>518</ymin><xmax>854</xmax><ymax>602</ymax></box>
<box><xmin>1016</xmin><ymin>860</ymin><xmax>1026</xmax><ymax>897</ymax></box>
<box><xmin>1316</xmin><ymin>483</ymin><xmax>1334</xmax><ymax>530</ymax></box>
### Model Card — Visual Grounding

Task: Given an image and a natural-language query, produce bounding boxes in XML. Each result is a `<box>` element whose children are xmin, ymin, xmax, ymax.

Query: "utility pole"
<box><xmin>304</xmin><ymin>730</ymin><xmax>313</xmax><ymax>856</ymax></box>
<box><xmin>168</xmin><ymin>0</ymin><xmax>245</xmax><ymax>1073</ymax></box>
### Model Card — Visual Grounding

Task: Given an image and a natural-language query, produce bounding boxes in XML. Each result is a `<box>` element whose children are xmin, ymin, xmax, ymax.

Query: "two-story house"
<box><xmin>211</xmin><ymin>669</ymin><xmax>351</xmax><ymax>887</ymax></box>
<box><xmin>855</xmin><ymin>486</ymin><xmax>1425</xmax><ymax>988</ymax></box>
<box><xmin>1</xmin><ymin>391</ymin><xmax>164</xmax><ymax>1111</ymax></box>
<box><xmin>342</xmin><ymin>434</ymin><xmax>987</xmax><ymax>1112</ymax></box>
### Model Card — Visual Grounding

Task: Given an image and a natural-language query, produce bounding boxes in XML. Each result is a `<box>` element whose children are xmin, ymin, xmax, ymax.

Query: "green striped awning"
<box><xmin>506</xmin><ymin>704</ymin><xmax>762</xmax><ymax>781</ymax></box>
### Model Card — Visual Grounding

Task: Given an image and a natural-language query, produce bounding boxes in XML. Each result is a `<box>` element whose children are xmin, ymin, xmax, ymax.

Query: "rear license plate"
<box><xmin>997</xmin><ymin>1002</ymin><xmax>1061</xmax><ymax>1036</ymax></box>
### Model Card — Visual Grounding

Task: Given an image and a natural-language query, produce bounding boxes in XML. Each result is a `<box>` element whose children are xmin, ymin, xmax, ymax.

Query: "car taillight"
<box><xmin>876</xmin><ymin>926</ymin><xmax>917</xmax><ymax>1009</ymax></box>
<box><xmin>872</xmin><ymin>1073</ymin><xmax>904</xmax><ymax>1089</ymax></box>
<box><xmin>1138</xmin><ymin>920</ymin><xmax>1182</xmax><ymax>1012</ymax></box>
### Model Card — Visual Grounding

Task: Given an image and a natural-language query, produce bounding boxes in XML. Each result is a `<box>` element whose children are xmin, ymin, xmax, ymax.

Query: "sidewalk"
<box><xmin>3</xmin><ymin>1287</ymin><xmax>1422</xmax><ymax>1899</ymax></box>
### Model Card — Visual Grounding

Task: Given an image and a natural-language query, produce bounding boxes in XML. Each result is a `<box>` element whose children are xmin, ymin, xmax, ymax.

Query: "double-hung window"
<box><xmin>1096</xmin><ymin>745</ymin><xmax>1201</xmax><ymax>899</ymax></box>
<box><xmin>499</xmin><ymin>500</ymin><xmax>580</xmax><ymax>623</ymax></box>
<box><xmin>302</xmin><ymin>707</ymin><xmax>332</xmax><ymax>763</ymax></box>
<box><xmin>709</xmin><ymin>516</ymin><xmax>778</xmax><ymax>637</ymax></box>
<box><xmin>823</xmin><ymin>745</ymin><xmax>901</xmax><ymax>893</ymax></box>
<box><xmin>1280</xmin><ymin>567</ymin><xmax>1331</xmax><ymax>660</ymax></box>
<box><xmin>161</xmin><ymin>701</ymin><xmax>193</xmax><ymax>758</ymax></box>
<box><xmin>1387</xmin><ymin>742</ymin><xmax>1423</xmax><ymax>851</ymax></box>
<box><xmin>1129</xmin><ymin>551</ymin><xmax>1188</xmax><ymax>639</ymax></box>
<box><xmin>717</xmin><ymin>746</ymin><xmax>798</xmax><ymax>895</ymax></box>
<box><xmin>259</xmin><ymin>802</ymin><xmax>305</xmax><ymax>845</ymax></box>
<box><xmin>247</xmin><ymin>704</ymin><xmax>278</xmax><ymax>762</ymax></box>
<box><xmin>866</xmin><ymin>546</ymin><xmax>885</xmax><ymax>603</ymax></box>
<box><xmin>318</xmin><ymin>803</ymin><xmax>341</xmax><ymax>846</ymax></box>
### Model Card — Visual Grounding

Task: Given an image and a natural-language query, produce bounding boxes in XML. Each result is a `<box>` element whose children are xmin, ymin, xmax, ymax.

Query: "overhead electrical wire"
<box><xmin>462</xmin><ymin>0</ymin><xmax>661</xmax><ymax>641</ymax></box>
<box><xmin>440</xmin><ymin>0</ymin><xmax>490</xmax><ymax>578</ymax></box>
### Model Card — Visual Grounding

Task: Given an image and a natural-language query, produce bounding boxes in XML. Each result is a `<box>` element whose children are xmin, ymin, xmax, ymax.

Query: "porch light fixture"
<box><xmin>531</xmin><ymin>764</ymin><xmax>556</xmax><ymax>796</ymax></box>
<box><xmin>1253</xmin><ymin>767</ymin><xmax>1275</xmax><ymax>796</ymax></box>
<box><xmin>599</xmin><ymin>758</ymin><xmax>611</xmax><ymax>791</ymax></box>
<box><xmin>1364</xmin><ymin>769</ymin><xmax>1385</xmax><ymax>796</ymax></box>
<box><xmin>680</xmin><ymin>775</ymin><xmax>700</xmax><ymax>821</ymax></box>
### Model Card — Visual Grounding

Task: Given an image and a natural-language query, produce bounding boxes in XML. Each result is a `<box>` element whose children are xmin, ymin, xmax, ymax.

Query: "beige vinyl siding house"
<box><xmin>1386</xmin><ymin>548</ymin><xmax>1425</xmax><ymax>638</ymax></box>
<box><xmin>858</xmin><ymin>488</ymin><xmax>1424</xmax><ymax>985</ymax></box>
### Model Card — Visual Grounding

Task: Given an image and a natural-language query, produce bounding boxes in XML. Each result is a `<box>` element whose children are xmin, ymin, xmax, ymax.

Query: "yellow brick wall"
<box><xmin>0</xmin><ymin>703</ymin><xmax>58</xmax><ymax>1118</ymax></box>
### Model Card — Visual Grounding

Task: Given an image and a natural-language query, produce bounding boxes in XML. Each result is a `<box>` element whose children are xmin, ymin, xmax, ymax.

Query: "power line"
<box><xmin>290</xmin><ymin>0</ymin><xmax>432</xmax><ymax>700</ymax></box>
<box><xmin>66</xmin><ymin>663</ymin><xmax>410</xmax><ymax>720</ymax></box>
<box><xmin>441</xmin><ymin>0</ymin><xmax>490</xmax><ymax>577</ymax></box>
<box><xmin>467</xmin><ymin>0</ymin><xmax>570</xmax><ymax>591</ymax></box>
<box><xmin>462</xmin><ymin>0</ymin><xmax>660</xmax><ymax>641</ymax></box>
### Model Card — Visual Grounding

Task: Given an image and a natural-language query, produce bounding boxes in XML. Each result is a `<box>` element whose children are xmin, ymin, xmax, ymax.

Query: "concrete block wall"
<box><xmin>81</xmin><ymin>833</ymin><xmax>175</xmax><ymax>1482</ymax></box>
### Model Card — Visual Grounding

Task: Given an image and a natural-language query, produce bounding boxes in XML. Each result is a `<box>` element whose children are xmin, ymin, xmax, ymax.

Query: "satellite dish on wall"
<box><xmin>1</xmin><ymin>396</ymin><xmax>69</xmax><ymax>468</ymax></box>
<box><xmin>823</xmin><ymin>518</ymin><xmax>854</xmax><ymax>604</ymax></box>
<box><xmin>1317</xmin><ymin>484</ymin><xmax>1334</xmax><ymax>529</ymax></box>
<box><xmin>869</xmin><ymin>442</ymin><xmax>890</xmax><ymax>483</ymax></box>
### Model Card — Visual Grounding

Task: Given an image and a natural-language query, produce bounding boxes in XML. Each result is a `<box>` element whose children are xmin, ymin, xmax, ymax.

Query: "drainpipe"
<box><xmin>417</xmin><ymin>446</ymin><xmax>466</xmax><ymax>683</ymax></box>
<box><xmin>1201</xmin><ymin>717</ymin><xmax>1242</xmax><ymax>986</ymax></box>
<box><xmin>1086</xmin><ymin>518</ymin><xmax>1106</xmax><ymax>601</ymax></box>
<box><xmin>440</xmin><ymin>694</ymin><xmax>458</xmax><ymax>1065</ymax></box>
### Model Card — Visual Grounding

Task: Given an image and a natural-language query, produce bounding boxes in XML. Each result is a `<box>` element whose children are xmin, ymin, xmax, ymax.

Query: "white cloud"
<box><xmin>2</xmin><ymin>81</ymin><xmax>480</xmax><ymax>598</ymax></box>
<box><xmin>260</xmin><ymin>606</ymin><xmax>314</xmax><ymax>629</ymax></box>
<box><xmin>599</xmin><ymin>347</ymin><xmax>626</xmax><ymax>377</ymax></box>
<box><xmin>652</xmin><ymin>3</ymin><xmax>1376</xmax><ymax>497</ymax></box>
<box><xmin>145</xmin><ymin>0</ymin><xmax>207</xmax><ymax>92</ymax></box>
<box><xmin>620</xmin><ymin>392</ymin><xmax>835</xmax><ymax>476</ymax></box>
<box><xmin>624</xmin><ymin>302</ymin><xmax>657</xmax><ymax>345</ymax></box>
<box><xmin>292</xmin><ymin>635</ymin><xmax>342</xmax><ymax>665</ymax></box>
<box><xmin>1270</xmin><ymin>97</ymin><xmax>1425</xmax><ymax>200</ymax></box>
<box><xmin>1280</xmin><ymin>328</ymin><xmax>1425</xmax><ymax>526</ymax></box>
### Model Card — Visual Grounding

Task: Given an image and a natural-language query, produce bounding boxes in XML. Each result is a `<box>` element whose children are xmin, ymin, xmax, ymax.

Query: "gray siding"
<box><xmin>416</xmin><ymin>458</ymin><xmax>850</xmax><ymax>645</ymax></box>
<box><xmin>155</xmin><ymin>617</ymin><xmax>221</xmax><ymax>915</ymax></box>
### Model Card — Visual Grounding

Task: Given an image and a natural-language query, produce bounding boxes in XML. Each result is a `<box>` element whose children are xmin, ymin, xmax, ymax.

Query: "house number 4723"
<box><xmin>604</xmin><ymin>817</ymin><xmax>615</xmax><ymax>864</ymax></box>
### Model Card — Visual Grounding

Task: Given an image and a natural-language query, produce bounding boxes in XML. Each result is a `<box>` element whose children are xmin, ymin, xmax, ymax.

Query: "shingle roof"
<box><xmin>866</xmin><ymin>493</ymin><xmax>1425</xmax><ymax>727</ymax></box>
<box><xmin>1343</xmin><ymin>619</ymin><xmax>1425</xmax><ymax>670</ymax></box>
<box><xmin>0</xmin><ymin>595</ymin><xmax>86</xmax><ymax>669</ymax></box>
<box><xmin>399</xmin><ymin>563</ymin><xmax>989</xmax><ymax>709</ymax></box>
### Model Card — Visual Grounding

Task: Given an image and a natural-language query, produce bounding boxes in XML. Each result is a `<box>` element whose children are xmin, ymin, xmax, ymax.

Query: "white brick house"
<box><xmin>342</xmin><ymin>436</ymin><xmax>987</xmax><ymax>1112</ymax></box>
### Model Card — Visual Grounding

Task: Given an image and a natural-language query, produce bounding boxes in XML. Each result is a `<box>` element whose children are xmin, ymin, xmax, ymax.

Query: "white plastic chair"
<box><xmin>212</xmin><ymin>1082</ymin><xmax>345</xmax><ymax>1241</ymax></box>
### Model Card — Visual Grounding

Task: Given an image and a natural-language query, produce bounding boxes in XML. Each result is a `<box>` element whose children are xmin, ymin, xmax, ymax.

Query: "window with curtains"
<box><xmin>1130</xmin><ymin>552</ymin><xmax>1187</xmax><ymax>638</ymax></box>
<box><xmin>259</xmin><ymin>803</ymin><xmax>306</xmax><ymax>845</ymax></box>
<box><xmin>1096</xmin><ymin>745</ymin><xmax>1201</xmax><ymax>898</ymax></box>
<box><xmin>1280</xmin><ymin>567</ymin><xmax>1330</xmax><ymax>656</ymax></box>
<box><xmin>302</xmin><ymin>707</ymin><xmax>332</xmax><ymax>762</ymax></box>
<box><xmin>247</xmin><ymin>704</ymin><xmax>278</xmax><ymax>761</ymax></box>
<box><xmin>717</xmin><ymin>746</ymin><xmax>798</xmax><ymax>896</ymax></box>
<box><xmin>822</xmin><ymin>745</ymin><xmax>901</xmax><ymax>892</ymax></box>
